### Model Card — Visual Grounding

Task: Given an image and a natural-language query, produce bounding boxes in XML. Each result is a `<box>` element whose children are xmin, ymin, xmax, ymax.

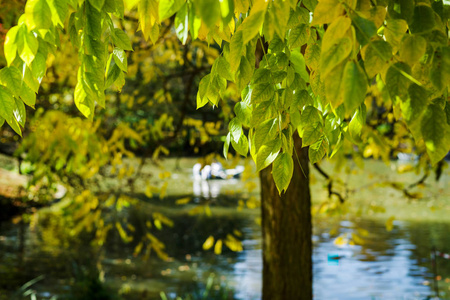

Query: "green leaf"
<box><xmin>31</xmin><ymin>52</ymin><xmax>47</xmax><ymax>83</ymax></box>
<box><xmin>88</xmin><ymin>0</ymin><xmax>105</xmax><ymax>11</ymax></box>
<box><xmin>256</xmin><ymin>138</ymin><xmax>282</xmax><ymax>172</ymax></box>
<box><xmin>310</xmin><ymin>70</ymin><xmax>325</xmax><ymax>99</ymax></box>
<box><xmin>113</xmin><ymin>48</ymin><xmax>127</xmax><ymax>72</ymax></box>
<box><xmin>104</xmin><ymin>0</ymin><xmax>124</xmax><ymax>18</ymax></box>
<box><xmin>300</xmin><ymin>106</ymin><xmax>322</xmax><ymax>128</ymax></box>
<box><xmin>322</xmin><ymin>16</ymin><xmax>351</xmax><ymax>52</ymax></box>
<box><xmin>295</xmin><ymin>90</ymin><xmax>314</xmax><ymax>109</ymax></box>
<box><xmin>196</xmin><ymin>92</ymin><xmax>209</xmax><ymax>109</ymax></box>
<box><xmin>206</xmin><ymin>75</ymin><xmax>226</xmax><ymax>105</ymax></box>
<box><xmin>320</xmin><ymin>37</ymin><xmax>352</xmax><ymax>79</ymax></box>
<box><xmin>348</xmin><ymin>104</ymin><xmax>366</xmax><ymax>143</ymax></box>
<box><xmin>25</xmin><ymin>0</ymin><xmax>52</xmax><ymax>30</ymax></box>
<box><xmin>6</xmin><ymin>116</ymin><xmax>22</xmax><ymax>136</ymax></box>
<box><xmin>175</xmin><ymin>3</ymin><xmax>189</xmax><ymax>45</ymax></box>
<box><xmin>388</xmin><ymin>0</ymin><xmax>414</xmax><ymax>23</ymax></box>
<box><xmin>196</xmin><ymin>0</ymin><xmax>220</xmax><ymax>28</ymax></box>
<box><xmin>105</xmin><ymin>63</ymin><xmax>121</xmax><ymax>88</ymax></box>
<box><xmin>20</xmin><ymin>83</ymin><xmax>36</xmax><ymax>107</ymax></box>
<box><xmin>342</xmin><ymin>60</ymin><xmax>367</xmax><ymax>114</ymax></box>
<box><xmin>401</xmin><ymin>84</ymin><xmax>428</xmax><ymax>125</ymax></box>
<box><xmin>112</xmin><ymin>29</ymin><xmax>133</xmax><ymax>51</ymax></box>
<box><xmin>216</xmin><ymin>56</ymin><xmax>233</xmax><ymax>81</ymax></box>
<box><xmin>445</xmin><ymin>103</ymin><xmax>450</xmax><ymax>126</ymax></box>
<box><xmin>305</xmin><ymin>43</ymin><xmax>321</xmax><ymax>70</ymax></box>
<box><xmin>0</xmin><ymin>86</ymin><xmax>15</xmax><ymax>124</ymax></box>
<box><xmin>269</xmin><ymin>35</ymin><xmax>284</xmax><ymax>53</ymax></box>
<box><xmin>272</xmin><ymin>152</ymin><xmax>294</xmax><ymax>194</ymax></box>
<box><xmin>220</xmin><ymin>0</ymin><xmax>234</xmax><ymax>23</ymax></box>
<box><xmin>236</xmin><ymin>57</ymin><xmax>253</xmax><ymax>91</ymax></box>
<box><xmin>324</xmin><ymin>62</ymin><xmax>344</xmax><ymax>108</ymax></box>
<box><xmin>223</xmin><ymin>132</ymin><xmax>231</xmax><ymax>158</ymax></box>
<box><xmin>272</xmin><ymin>71</ymin><xmax>287</xmax><ymax>84</ymax></box>
<box><xmin>363</xmin><ymin>40</ymin><xmax>392</xmax><ymax>78</ymax></box>
<box><xmin>85</xmin><ymin>36</ymin><xmax>107</xmax><ymax>62</ymax></box>
<box><xmin>240</xmin><ymin>10</ymin><xmax>265</xmax><ymax>44</ymax></box>
<box><xmin>430</xmin><ymin>47</ymin><xmax>450</xmax><ymax>92</ymax></box>
<box><xmin>286</xmin><ymin>66</ymin><xmax>296</xmax><ymax>87</ymax></box>
<box><xmin>251</xmin><ymin>83</ymin><xmax>275</xmax><ymax>104</ymax></box>
<box><xmin>385</xmin><ymin>62</ymin><xmax>411</xmax><ymax>100</ymax></box>
<box><xmin>311</xmin><ymin>0</ymin><xmax>343</xmax><ymax>25</ymax></box>
<box><xmin>330</xmin><ymin>132</ymin><xmax>343</xmax><ymax>158</ymax></box>
<box><xmin>19</xmin><ymin>30</ymin><xmax>39</xmax><ymax>66</ymax></box>
<box><xmin>234</xmin><ymin>101</ymin><xmax>252</xmax><ymax>127</ymax></box>
<box><xmin>288</xmin><ymin>24</ymin><xmax>310</xmax><ymax>49</ymax></box>
<box><xmin>250</xmin><ymin>100</ymin><xmax>272</xmax><ymax>127</ymax></box>
<box><xmin>255</xmin><ymin>118</ymin><xmax>278</xmax><ymax>152</ymax></box>
<box><xmin>229</xmin><ymin>118</ymin><xmax>242</xmax><ymax>144</ymax></box>
<box><xmin>196</xmin><ymin>74</ymin><xmax>210</xmax><ymax>109</ymax></box>
<box><xmin>231</xmin><ymin>132</ymin><xmax>249</xmax><ymax>157</ymax></box>
<box><xmin>138</xmin><ymin>0</ymin><xmax>159</xmax><ymax>41</ymax></box>
<box><xmin>303</xmin><ymin>0</ymin><xmax>318</xmax><ymax>12</ymax></box>
<box><xmin>85</xmin><ymin>1</ymin><xmax>103</xmax><ymax>40</ymax></box>
<box><xmin>75</xmin><ymin>70</ymin><xmax>95</xmax><ymax>119</ymax></box>
<box><xmin>352</xmin><ymin>14</ymin><xmax>377</xmax><ymax>46</ymax></box>
<box><xmin>84</xmin><ymin>55</ymin><xmax>105</xmax><ymax>100</ymax></box>
<box><xmin>4</xmin><ymin>26</ymin><xmax>19</xmax><ymax>66</ymax></box>
<box><xmin>421</xmin><ymin>103</ymin><xmax>450</xmax><ymax>165</ymax></box>
<box><xmin>409</xmin><ymin>5</ymin><xmax>436</xmax><ymax>34</ymax></box>
<box><xmin>302</xmin><ymin>123</ymin><xmax>323</xmax><ymax>146</ymax></box>
<box><xmin>159</xmin><ymin>0</ymin><xmax>185</xmax><ymax>20</ymax></box>
<box><xmin>399</xmin><ymin>35</ymin><xmax>426</xmax><ymax>65</ymax></box>
<box><xmin>188</xmin><ymin>2</ymin><xmax>201</xmax><ymax>40</ymax></box>
<box><xmin>290</xmin><ymin>50</ymin><xmax>309</xmax><ymax>82</ymax></box>
<box><xmin>0</xmin><ymin>66</ymin><xmax>23</xmax><ymax>97</ymax></box>
<box><xmin>0</xmin><ymin>117</ymin><xmax>4</xmax><ymax>128</ymax></box>
<box><xmin>13</xmin><ymin>98</ymin><xmax>26</xmax><ymax>127</ymax></box>
<box><xmin>308</xmin><ymin>134</ymin><xmax>328</xmax><ymax>164</ymax></box>
<box><xmin>271</xmin><ymin>0</ymin><xmax>290</xmax><ymax>38</ymax></box>
<box><xmin>252</xmin><ymin>68</ymin><xmax>271</xmax><ymax>85</ymax></box>
<box><xmin>384</xmin><ymin>19</ymin><xmax>408</xmax><ymax>50</ymax></box>
<box><xmin>230</xmin><ymin>31</ymin><xmax>244</xmax><ymax>73</ymax></box>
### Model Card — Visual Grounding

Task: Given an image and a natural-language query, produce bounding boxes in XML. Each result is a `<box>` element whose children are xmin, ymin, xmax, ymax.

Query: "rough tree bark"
<box><xmin>260</xmin><ymin>135</ymin><xmax>312</xmax><ymax>300</ymax></box>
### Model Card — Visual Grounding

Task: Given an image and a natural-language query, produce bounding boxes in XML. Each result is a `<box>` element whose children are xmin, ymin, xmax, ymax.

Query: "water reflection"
<box><xmin>1</xmin><ymin>160</ymin><xmax>449</xmax><ymax>300</ymax></box>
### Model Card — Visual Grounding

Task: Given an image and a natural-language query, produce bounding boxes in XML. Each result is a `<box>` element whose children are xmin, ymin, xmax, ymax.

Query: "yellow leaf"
<box><xmin>175</xmin><ymin>197</ymin><xmax>191</xmax><ymax>205</ymax></box>
<box><xmin>145</xmin><ymin>185</ymin><xmax>153</xmax><ymax>198</ymax></box>
<box><xmin>386</xmin><ymin>216</ymin><xmax>395</xmax><ymax>232</ymax></box>
<box><xmin>311</xmin><ymin>0</ymin><xmax>345</xmax><ymax>25</ymax></box>
<box><xmin>204</xmin><ymin>205</ymin><xmax>212</xmax><ymax>217</ymax></box>
<box><xmin>154</xmin><ymin>219</ymin><xmax>162</xmax><ymax>230</ymax></box>
<box><xmin>214</xmin><ymin>239</ymin><xmax>223</xmax><ymax>255</ymax></box>
<box><xmin>203</xmin><ymin>236</ymin><xmax>215</xmax><ymax>250</ymax></box>
<box><xmin>134</xmin><ymin>242</ymin><xmax>144</xmax><ymax>256</ymax></box>
<box><xmin>334</xmin><ymin>235</ymin><xmax>348</xmax><ymax>246</ymax></box>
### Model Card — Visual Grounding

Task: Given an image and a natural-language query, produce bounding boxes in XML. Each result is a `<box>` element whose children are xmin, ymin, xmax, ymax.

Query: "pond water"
<box><xmin>0</xmin><ymin>158</ymin><xmax>449</xmax><ymax>300</ymax></box>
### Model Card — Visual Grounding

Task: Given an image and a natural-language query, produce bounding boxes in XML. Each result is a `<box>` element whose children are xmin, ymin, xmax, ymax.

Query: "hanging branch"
<box><xmin>313</xmin><ymin>163</ymin><xmax>345</xmax><ymax>204</ymax></box>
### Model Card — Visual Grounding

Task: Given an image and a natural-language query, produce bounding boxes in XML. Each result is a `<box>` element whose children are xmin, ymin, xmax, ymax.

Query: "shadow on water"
<box><xmin>0</xmin><ymin>159</ymin><xmax>449</xmax><ymax>300</ymax></box>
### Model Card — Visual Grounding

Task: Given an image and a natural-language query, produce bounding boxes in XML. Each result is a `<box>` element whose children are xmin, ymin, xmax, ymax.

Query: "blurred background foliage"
<box><xmin>0</xmin><ymin>1</ymin><xmax>449</xmax><ymax>299</ymax></box>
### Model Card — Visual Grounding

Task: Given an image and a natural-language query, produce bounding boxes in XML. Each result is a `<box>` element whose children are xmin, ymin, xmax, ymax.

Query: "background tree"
<box><xmin>0</xmin><ymin>0</ymin><xmax>449</xmax><ymax>299</ymax></box>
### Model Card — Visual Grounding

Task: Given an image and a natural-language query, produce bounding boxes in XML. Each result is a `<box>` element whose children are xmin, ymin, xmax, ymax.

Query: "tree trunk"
<box><xmin>260</xmin><ymin>135</ymin><xmax>312</xmax><ymax>300</ymax></box>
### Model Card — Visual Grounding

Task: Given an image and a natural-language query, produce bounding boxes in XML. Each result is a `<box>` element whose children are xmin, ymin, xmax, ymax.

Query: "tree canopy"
<box><xmin>0</xmin><ymin>0</ymin><xmax>449</xmax><ymax>194</ymax></box>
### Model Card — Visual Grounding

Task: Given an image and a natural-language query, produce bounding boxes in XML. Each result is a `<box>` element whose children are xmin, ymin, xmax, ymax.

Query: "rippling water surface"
<box><xmin>1</xmin><ymin>159</ymin><xmax>449</xmax><ymax>299</ymax></box>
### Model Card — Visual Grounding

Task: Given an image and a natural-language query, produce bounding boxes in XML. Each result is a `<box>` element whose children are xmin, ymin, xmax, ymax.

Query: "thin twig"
<box><xmin>313</xmin><ymin>163</ymin><xmax>345</xmax><ymax>203</ymax></box>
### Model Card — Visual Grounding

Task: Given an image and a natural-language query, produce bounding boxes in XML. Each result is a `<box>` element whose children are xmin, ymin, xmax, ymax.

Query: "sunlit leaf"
<box><xmin>256</xmin><ymin>138</ymin><xmax>282</xmax><ymax>172</ymax></box>
<box><xmin>272</xmin><ymin>152</ymin><xmax>294</xmax><ymax>194</ymax></box>
<box><xmin>342</xmin><ymin>61</ymin><xmax>367</xmax><ymax>114</ymax></box>
<box><xmin>308</xmin><ymin>134</ymin><xmax>328</xmax><ymax>164</ymax></box>
<box><xmin>421</xmin><ymin>103</ymin><xmax>450</xmax><ymax>165</ymax></box>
